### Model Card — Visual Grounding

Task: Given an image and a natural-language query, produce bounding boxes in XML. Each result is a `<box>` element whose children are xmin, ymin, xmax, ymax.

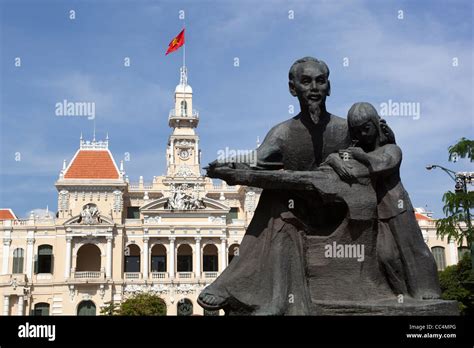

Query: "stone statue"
<box><xmin>165</xmin><ymin>184</ymin><xmax>206</xmax><ymax>210</ymax></box>
<box><xmin>197</xmin><ymin>57</ymin><xmax>457</xmax><ymax>315</ymax></box>
<box><xmin>78</xmin><ymin>204</ymin><xmax>101</xmax><ymax>225</ymax></box>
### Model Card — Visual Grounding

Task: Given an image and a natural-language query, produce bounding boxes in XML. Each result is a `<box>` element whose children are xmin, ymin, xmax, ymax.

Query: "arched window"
<box><xmin>12</xmin><ymin>248</ymin><xmax>24</xmax><ymax>274</ymax></box>
<box><xmin>151</xmin><ymin>244</ymin><xmax>167</xmax><ymax>272</ymax></box>
<box><xmin>35</xmin><ymin>245</ymin><xmax>53</xmax><ymax>274</ymax></box>
<box><xmin>203</xmin><ymin>244</ymin><xmax>218</xmax><ymax>272</ymax></box>
<box><xmin>177</xmin><ymin>244</ymin><xmax>193</xmax><ymax>272</ymax></box>
<box><xmin>458</xmin><ymin>247</ymin><xmax>470</xmax><ymax>261</ymax></box>
<box><xmin>228</xmin><ymin>244</ymin><xmax>240</xmax><ymax>264</ymax></box>
<box><xmin>76</xmin><ymin>244</ymin><xmax>101</xmax><ymax>271</ymax></box>
<box><xmin>177</xmin><ymin>298</ymin><xmax>193</xmax><ymax>316</ymax></box>
<box><xmin>431</xmin><ymin>247</ymin><xmax>446</xmax><ymax>270</ymax></box>
<box><xmin>124</xmin><ymin>244</ymin><xmax>141</xmax><ymax>273</ymax></box>
<box><xmin>180</xmin><ymin>100</ymin><xmax>188</xmax><ymax>116</ymax></box>
<box><xmin>33</xmin><ymin>303</ymin><xmax>50</xmax><ymax>316</ymax></box>
<box><xmin>77</xmin><ymin>300</ymin><xmax>96</xmax><ymax>316</ymax></box>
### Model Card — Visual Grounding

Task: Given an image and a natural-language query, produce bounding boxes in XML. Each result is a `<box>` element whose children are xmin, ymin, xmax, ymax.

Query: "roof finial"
<box><xmin>106</xmin><ymin>132</ymin><xmax>109</xmax><ymax>140</ymax></box>
<box><xmin>256</xmin><ymin>136</ymin><xmax>261</xmax><ymax>148</ymax></box>
<box><xmin>80</xmin><ymin>132</ymin><xmax>83</xmax><ymax>140</ymax></box>
<box><xmin>62</xmin><ymin>159</ymin><xmax>67</xmax><ymax>170</ymax></box>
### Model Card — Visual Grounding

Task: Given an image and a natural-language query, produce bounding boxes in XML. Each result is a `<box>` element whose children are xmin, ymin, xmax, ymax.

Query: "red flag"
<box><xmin>165</xmin><ymin>28</ymin><xmax>185</xmax><ymax>55</ymax></box>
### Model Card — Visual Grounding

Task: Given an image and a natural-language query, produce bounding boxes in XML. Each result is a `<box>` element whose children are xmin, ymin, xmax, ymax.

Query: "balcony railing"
<box><xmin>124</xmin><ymin>218</ymin><xmax>143</xmax><ymax>226</ymax></box>
<box><xmin>169</xmin><ymin>108</ymin><xmax>199</xmax><ymax>119</ymax></box>
<box><xmin>124</xmin><ymin>272</ymin><xmax>142</xmax><ymax>280</ymax></box>
<box><xmin>151</xmin><ymin>272</ymin><xmax>168</xmax><ymax>279</ymax></box>
<box><xmin>203</xmin><ymin>272</ymin><xmax>218</xmax><ymax>279</ymax></box>
<box><xmin>74</xmin><ymin>271</ymin><xmax>102</xmax><ymax>279</ymax></box>
<box><xmin>177</xmin><ymin>272</ymin><xmax>194</xmax><ymax>279</ymax></box>
<box><xmin>229</xmin><ymin>219</ymin><xmax>246</xmax><ymax>225</ymax></box>
<box><xmin>128</xmin><ymin>182</ymin><xmax>153</xmax><ymax>190</ymax></box>
<box><xmin>211</xmin><ymin>185</ymin><xmax>238</xmax><ymax>191</ymax></box>
<box><xmin>0</xmin><ymin>219</ymin><xmax>55</xmax><ymax>227</ymax></box>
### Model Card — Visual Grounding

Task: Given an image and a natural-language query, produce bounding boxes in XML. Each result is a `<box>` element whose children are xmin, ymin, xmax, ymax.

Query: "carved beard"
<box><xmin>308</xmin><ymin>101</ymin><xmax>322</xmax><ymax>124</ymax></box>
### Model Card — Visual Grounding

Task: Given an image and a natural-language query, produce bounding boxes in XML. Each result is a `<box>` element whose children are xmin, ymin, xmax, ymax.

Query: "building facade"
<box><xmin>0</xmin><ymin>66</ymin><xmax>261</xmax><ymax>316</ymax></box>
<box><xmin>415</xmin><ymin>207</ymin><xmax>470</xmax><ymax>271</ymax></box>
<box><xmin>0</xmin><ymin>67</ymin><xmax>468</xmax><ymax>316</ymax></box>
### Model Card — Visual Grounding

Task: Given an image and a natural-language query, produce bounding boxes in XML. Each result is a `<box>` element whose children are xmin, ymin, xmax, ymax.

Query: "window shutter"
<box><xmin>50</xmin><ymin>254</ymin><xmax>54</xmax><ymax>274</ymax></box>
<box><xmin>12</xmin><ymin>257</ymin><xmax>18</xmax><ymax>274</ymax></box>
<box><xmin>34</xmin><ymin>254</ymin><xmax>38</xmax><ymax>274</ymax></box>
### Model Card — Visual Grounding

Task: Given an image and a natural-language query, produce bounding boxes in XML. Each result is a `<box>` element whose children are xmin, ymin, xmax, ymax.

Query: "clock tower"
<box><xmin>166</xmin><ymin>66</ymin><xmax>202</xmax><ymax>178</ymax></box>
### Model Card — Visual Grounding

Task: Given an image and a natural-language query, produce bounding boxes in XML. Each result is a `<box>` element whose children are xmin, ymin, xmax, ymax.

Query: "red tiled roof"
<box><xmin>64</xmin><ymin>150</ymin><xmax>119</xmax><ymax>179</ymax></box>
<box><xmin>415</xmin><ymin>212</ymin><xmax>433</xmax><ymax>221</ymax></box>
<box><xmin>0</xmin><ymin>209</ymin><xmax>16</xmax><ymax>220</ymax></box>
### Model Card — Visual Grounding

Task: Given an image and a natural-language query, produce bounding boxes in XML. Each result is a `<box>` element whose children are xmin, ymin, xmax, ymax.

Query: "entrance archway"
<box><xmin>77</xmin><ymin>300</ymin><xmax>96</xmax><ymax>316</ymax></box>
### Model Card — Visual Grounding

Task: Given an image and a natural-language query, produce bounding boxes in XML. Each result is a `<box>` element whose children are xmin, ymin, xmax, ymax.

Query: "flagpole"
<box><xmin>183</xmin><ymin>23</ymin><xmax>186</xmax><ymax>70</ymax></box>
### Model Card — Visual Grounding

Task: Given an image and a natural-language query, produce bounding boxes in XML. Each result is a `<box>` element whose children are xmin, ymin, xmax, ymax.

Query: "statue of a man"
<box><xmin>198</xmin><ymin>57</ymin><xmax>355</xmax><ymax>314</ymax></box>
<box><xmin>197</xmin><ymin>57</ymin><xmax>446</xmax><ymax>315</ymax></box>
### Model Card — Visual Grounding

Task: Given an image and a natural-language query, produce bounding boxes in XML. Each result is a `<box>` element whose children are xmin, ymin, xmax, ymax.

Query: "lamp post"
<box><xmin>426</xmin><ymin>165</ymin><xmax>473</xmax><ymax>271</ymax></box>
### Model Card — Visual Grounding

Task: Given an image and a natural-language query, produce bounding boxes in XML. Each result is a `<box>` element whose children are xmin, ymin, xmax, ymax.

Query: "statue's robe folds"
<box><xmin>200</xmin><ymin>114</ymin><xmax>393</xmax><ymax>315</ymax></box>
<box><xmin>358</xmin><ymin>144</ymin><xmax>441</xmax><ymax>299</ymax></box>
<box><xmin>207</xmin><ymin>163</ymin><xmax>385</xmax><ymax>315</ymax></box>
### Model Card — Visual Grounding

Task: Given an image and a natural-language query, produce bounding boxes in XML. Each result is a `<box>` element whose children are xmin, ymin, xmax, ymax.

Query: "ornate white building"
<box><xmin>0</xmin><ymin>66</ymin><xmax>261</xmax><ymax>316</ymax></box>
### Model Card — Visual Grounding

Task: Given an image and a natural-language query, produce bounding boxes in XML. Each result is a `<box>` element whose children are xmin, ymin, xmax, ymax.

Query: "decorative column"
<box><xmin>64</xmin><ymin>236</ymin><xmax>73</xmax><ymax>279</ymax></box>
<box><xmin>195</xmin><ymin>237</ymin><xmax>201</xmax><ymax>279</ymax></box>
<box><xmin>17</xmin><ymin>296</ymin><xmax>24</xmax><ymax>316</ymax></box>
<box><xmin>195</xmin><ymin>139</ymin><xmax>199</xmax><ymax>164</ymax></box>
<box><xmin>449</xmin><ymin>239</ymin><xmax>458</xmax><ymax>265</ymax></box>
<box><xmin>106</xmin><ymin>236</ymin><xmax>113</xmax><ymax>279</ymax></box>
<box><xmin>170</xmin><ymin>140</ymin><xmax>175</xmax><ymax>164</ymax></box>
<box><xmin>143</xmin><ymin>237</ymin><xmax>149</xmax><ymax>280</ymax></box>
<box><xmin>3</xmin><ymin>295</ymin><xmax>9</xmax><ymax>316</ymax></box>
<box><xmin>2</xmin><ymin>238</ymin><xmax>11</xmax><ymax>275</ymax></box>
<box><xmin>169</xmin><ymin>237</ymin><xmax>175</xmax><ymax>279</ymax></box>
<box><xmin>26</xmin><ymin>236</ymin><xmax>35</xmax><ymax>279</ymax></box>
<box><xmin>220</xmin><ymin>236</ymin><xmax>227</xmax><ymax>272</ymax></box>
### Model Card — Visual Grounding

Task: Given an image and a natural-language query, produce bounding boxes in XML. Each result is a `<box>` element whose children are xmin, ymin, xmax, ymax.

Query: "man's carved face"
<box><xmin>289</xmin><ymin>61</ymin><xmax>330</xmax><ymax>112</ymax></box>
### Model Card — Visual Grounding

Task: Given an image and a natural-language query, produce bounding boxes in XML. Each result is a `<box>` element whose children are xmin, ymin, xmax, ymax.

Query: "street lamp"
<box><xmin>425</xmin><ymin>164</ymin><xmax>457</xmax><ymax>181</ymax></box>
<box><xmin>426</xmin><ymin>164</ymin><xmax>473</xmax><ymax>272</ymax></box>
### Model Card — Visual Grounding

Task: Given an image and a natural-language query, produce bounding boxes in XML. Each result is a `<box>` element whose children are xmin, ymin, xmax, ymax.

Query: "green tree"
<box><xmin>115</xmin><ymin>293</ymin><xmax>167</xmax><ymax>316</ymax></box>
<box><xmin>435</xmin><ymin>137</ymin><xmax>473</xmax><ymax>269</ymax></box>
<box><xmin>100</xmin><ymin>301</ymin><xmax>120</xmax><ymax>316</ymax></box>
<box><xmin>438</xmin><ymin>253</ymin><xmax>474</xmax><ymax>315</ymax></box>
<box><xmin>448</xmin><ymin>137</ymin><xmax>474</xmax><ymax>162</ymax></box>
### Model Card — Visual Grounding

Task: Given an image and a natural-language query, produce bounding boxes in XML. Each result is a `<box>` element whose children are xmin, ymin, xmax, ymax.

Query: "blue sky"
<box><xmin>0</xmin><ymin>0</ymin><xmax>472</xmax><ymax>218</ymax></box>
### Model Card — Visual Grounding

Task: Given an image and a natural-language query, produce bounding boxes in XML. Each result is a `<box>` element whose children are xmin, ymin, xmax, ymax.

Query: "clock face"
<box><xmin>179</xmin><ymin>149</ymin><xmax>190</xmax><ymax>160</ymax></box>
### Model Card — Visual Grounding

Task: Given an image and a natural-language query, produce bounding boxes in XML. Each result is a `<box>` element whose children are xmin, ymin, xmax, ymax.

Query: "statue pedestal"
<box><xmin>305</xmin><ymin>218</ymin><xmax>460</xmax><ymax>315</ymax></box>
<box><xmin>311</xmin><ymin>299</ymin><xmax>460</xmax><ymax>315</ymax></box>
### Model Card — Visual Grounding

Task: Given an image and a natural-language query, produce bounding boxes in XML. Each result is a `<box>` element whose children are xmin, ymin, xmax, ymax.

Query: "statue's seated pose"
<box><xmin>197</xmin><ymin>57</ymin><xmax>444</xmax><ymax>315</ymax></box>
